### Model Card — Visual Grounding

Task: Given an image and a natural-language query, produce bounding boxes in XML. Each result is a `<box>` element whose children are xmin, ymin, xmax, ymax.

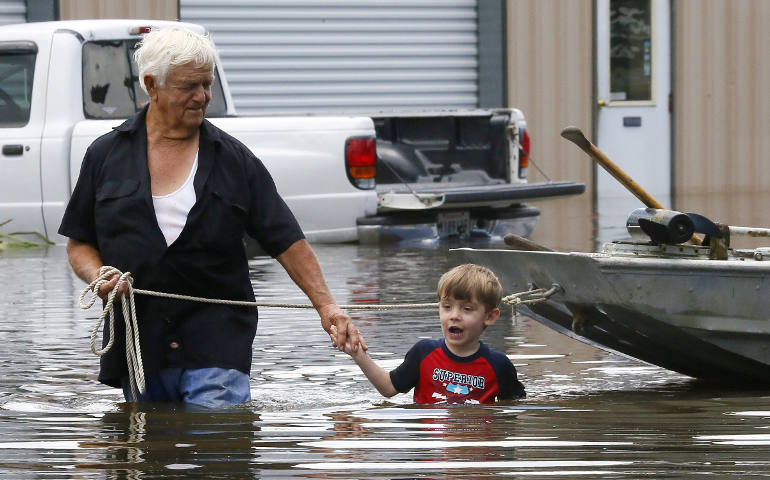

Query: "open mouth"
<box><xmin>448</xmin><ymin>326</ymin><xmax>463</xmax><ymax>335</ymax></box>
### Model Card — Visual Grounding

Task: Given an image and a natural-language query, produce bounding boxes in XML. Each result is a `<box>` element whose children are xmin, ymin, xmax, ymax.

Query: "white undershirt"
<box><xmin>152</xmin><ymin>153</ymin><xmax>198</xmax><ymax>246</ymax></box>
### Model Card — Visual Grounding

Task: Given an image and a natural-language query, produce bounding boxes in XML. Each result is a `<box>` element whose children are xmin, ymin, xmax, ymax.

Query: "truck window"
<box><xmin>0</xmin><ymin>43</ymin><xmax>36</xmax><ymax>128</ymax></box>
<box><xmin>82</xmin><ymin>39</ymin><xmax>227</xmax><ymax>119</ymax></box>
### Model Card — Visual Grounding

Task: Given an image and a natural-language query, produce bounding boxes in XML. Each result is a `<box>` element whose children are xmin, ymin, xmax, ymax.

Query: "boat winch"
<box><xmin>626</xmin><ymin>208</ymin><xmax>721</xmax><ymax>245</ymax></box>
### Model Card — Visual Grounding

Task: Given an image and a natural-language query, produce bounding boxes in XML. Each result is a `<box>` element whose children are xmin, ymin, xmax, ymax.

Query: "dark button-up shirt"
<box><xmin>59</xmin><ymin>107</ymin><xmax>305</xmax><ymax>387</ymax></box>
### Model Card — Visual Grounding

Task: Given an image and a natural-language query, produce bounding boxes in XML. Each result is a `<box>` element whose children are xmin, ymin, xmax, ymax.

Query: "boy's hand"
<box><xmin>330</xmin><ymin>325</ymin><xmax>368</xmax><ymax>361</ymax></box>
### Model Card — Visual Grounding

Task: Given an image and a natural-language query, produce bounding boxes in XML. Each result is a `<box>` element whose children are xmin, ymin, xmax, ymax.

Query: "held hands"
<box><xmin>319</xmin><ymin>304</ymin><xmax>367</xmax><ymax>353</ymax></box>
<box><xmin>329</xmin><ymin>324</ymin><xmax>369</xmax><ymax>362</ymax></box>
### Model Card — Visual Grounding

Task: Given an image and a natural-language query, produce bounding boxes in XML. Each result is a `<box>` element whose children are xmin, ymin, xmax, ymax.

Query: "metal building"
<box><xmin>0</xmin><ymin>0</ymin><xmax>25</xmax><ymax>25</ymax></box>
<box><xmin>179</xmin><ymin>0</ymin><xmax>503</xmax><ymax>115</ymax></box>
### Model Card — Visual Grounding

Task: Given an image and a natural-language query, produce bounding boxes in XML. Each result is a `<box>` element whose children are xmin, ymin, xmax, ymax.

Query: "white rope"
<box><xmin>502</xmin><ymin>288</ymin><xmax>548</xmax><ymax>306</ymax></box>
<box><xmin>78</xmin><ymin>266</ymin><xmax>145</xmax><ymax>401</ymax></box>
<box><xmin>131</xmin><ymin>288</ymin><xmax>439</xmax><ymax>310</ymax></box>
<box><xmin>78</xmin><ymin>266</ymin><xmax>561</xmax><ymax>401</ymax></box>
<box><xmin>502</xmin><ymin>284</ymin><xmax>562</xmax><ymax>316</ymax></box>
<box><xmin>78</xmin><ymin>266</ymin><xmax>439</xmax><ymax>400</ymax></box>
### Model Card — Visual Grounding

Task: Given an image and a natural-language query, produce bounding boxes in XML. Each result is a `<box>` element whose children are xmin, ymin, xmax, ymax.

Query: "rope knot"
<box><xmin>502</xmin><ymin>284</ymin><xmax>563</xmax><ymax>315</ymax></box>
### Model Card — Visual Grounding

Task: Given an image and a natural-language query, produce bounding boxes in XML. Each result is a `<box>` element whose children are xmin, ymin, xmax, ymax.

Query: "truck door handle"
<box><xmin>2</xmin><ymin>144</ymin><xmax>23</xmax><ymax>156</ymax></box>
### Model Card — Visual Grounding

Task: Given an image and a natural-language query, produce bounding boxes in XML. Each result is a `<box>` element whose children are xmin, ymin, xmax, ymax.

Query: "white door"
<box><xmin>596</xmin><ymin>0</ymin><xmax>671</xmax><ymax>243</ymax></box>
<box><xmin>0</xmin><ymin>42</ymin><xmax>44</xmax><ymax>237</ymax></box>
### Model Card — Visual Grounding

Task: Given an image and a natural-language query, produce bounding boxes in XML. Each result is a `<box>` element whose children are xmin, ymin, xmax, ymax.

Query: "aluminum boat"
<box><xmin>457</xmin><ymin>209</ymin><xmax>770</xmax><ymax>383</ymax></box>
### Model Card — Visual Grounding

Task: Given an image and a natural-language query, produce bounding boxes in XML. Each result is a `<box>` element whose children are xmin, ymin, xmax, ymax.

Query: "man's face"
<box><xmin>151</xmin><ymin>62</ymin><xmax>213</xmax><ymax>130</ymax></box>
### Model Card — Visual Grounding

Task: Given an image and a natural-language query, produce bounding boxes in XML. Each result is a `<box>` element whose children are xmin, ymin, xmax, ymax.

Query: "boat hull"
<box><xmin>456</xmin><ymin>247</ymin><xmax>770</xmax><ymax>382</ymax></box>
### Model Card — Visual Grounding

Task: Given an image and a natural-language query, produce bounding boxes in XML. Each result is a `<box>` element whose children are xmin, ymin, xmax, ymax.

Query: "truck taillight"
<box><xmin>518</xmin><ymin>128</ymin><xmax>530</xmax><ymax>179</ymax></box>
<box><xmin>129</xmin><ymin>26</ymin><xmax>152</xmax><ymax>35</ymax></box>
<box><xmin>345</xmin><ymin>136</ymin><xmax>376</xmax><ymax>189</ymax></box>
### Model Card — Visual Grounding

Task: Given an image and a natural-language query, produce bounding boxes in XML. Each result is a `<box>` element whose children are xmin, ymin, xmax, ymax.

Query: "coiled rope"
<box><xmin>78</xmin><ymin>266</ymin><xmax>560</xmax><ymax>400</ymax></box>
<box><xmin>79</xmin><ymin>267</ymin><xmax>145</xmax><ymax>401</ymax></box>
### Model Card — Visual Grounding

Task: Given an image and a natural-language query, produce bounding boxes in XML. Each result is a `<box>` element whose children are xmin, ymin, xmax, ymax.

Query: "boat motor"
<box><xmin>626</xmin><ymin>208</ymin><xmax>695</xmax><ymax>244</ymax></box>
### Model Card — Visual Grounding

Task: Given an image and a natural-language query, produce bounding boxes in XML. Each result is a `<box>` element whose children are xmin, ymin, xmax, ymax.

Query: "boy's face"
<box><xmin>438</xmin><ymin>295</ymin><xmax>500</xmax><ymax>357</ymax></box>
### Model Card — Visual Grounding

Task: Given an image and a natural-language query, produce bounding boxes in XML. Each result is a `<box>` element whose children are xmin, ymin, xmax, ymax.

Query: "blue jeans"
<box><xmin>122</xmin><ymin>367</ymin><xmax>251</xmax><ymax>409</ymax></box>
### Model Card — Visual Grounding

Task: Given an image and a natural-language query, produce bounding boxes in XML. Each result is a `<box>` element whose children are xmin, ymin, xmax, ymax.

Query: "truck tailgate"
<box><xmin>377</xmin><ymin>180</ymin><xmax>585</xmax><ymax>211</ymax></box>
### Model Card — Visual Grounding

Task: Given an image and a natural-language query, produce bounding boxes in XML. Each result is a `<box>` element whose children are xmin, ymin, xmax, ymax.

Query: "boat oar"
<box><xmin>560</xmin><ymin>126</ymin><xmax>665</xmax><ymax>209</ymax></box>
<box><xmin>560</xmin><ymin>126</ymin><xmax>701</xmax><ymax>245</ymax></box>
<box><xmin>504</xmin><ymin>233</ymin><xmax>554</xmax><ymax>252</ymax></box>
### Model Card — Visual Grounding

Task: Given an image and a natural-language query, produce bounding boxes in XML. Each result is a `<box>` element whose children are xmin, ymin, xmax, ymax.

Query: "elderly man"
<box><xmin>59</xmin><ymin>27</ymin><xmax>365</xmax><ymax>408</ymax></box>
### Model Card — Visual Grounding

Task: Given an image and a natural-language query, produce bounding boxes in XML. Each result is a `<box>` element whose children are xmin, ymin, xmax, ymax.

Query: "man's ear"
<box><xmin>144</xmin><ymin>75</ymin><xmax>158</xmax><ymax>98</ymax></box>
<box><xmin>484</xmin><ymin>307</ymin><xmax>500</xmax><ymax>327</ymax></box>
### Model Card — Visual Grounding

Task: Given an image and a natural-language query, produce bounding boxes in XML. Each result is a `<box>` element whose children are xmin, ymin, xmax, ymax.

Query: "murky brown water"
<box><xmin>2</xmin><ymin>195</ymin><xmax>770</xmax><ymax>478</ymax></box>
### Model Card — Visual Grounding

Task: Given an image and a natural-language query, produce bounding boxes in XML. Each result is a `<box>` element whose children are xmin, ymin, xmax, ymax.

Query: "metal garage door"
<box><xmin>180</xmin><ymin>0</ymin><xmax>479</xmax><ymax>115</ymax></box>
<box><xmin>0</xmin><ymin>0</ymin><xmax>25</xmax><ymax>26</ymax></box>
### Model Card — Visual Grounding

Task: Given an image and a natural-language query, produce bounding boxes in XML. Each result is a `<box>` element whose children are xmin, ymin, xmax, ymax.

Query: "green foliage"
<box><xmin>0</xmin><ymin>220</ymin><xmax>53</xmax><ymax>249</ymax></box>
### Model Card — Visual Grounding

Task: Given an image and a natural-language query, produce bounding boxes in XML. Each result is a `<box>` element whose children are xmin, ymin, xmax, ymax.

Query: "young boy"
<box><xmin>336</xmin><ymin>264</ymin><xmax>525</xmax><ymax>404</ymax></box>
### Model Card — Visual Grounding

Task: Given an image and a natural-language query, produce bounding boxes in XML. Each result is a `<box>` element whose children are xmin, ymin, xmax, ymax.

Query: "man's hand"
<box><xmin>95</xmin><ymin>273</ymin><xmax>129</xmax><ymax>300</ymax></box>
<box><xmin>319</xmin><ymin>304</ymin><xmax>367</xmax><ymax>353</ymax></box>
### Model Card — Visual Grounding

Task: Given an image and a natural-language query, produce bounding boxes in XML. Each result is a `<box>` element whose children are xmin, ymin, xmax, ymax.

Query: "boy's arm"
<box><xmin>332</xmin><ymin>326</ymin><xmax>397</xmax><ymax>397</ymax></box>
<box><xmin>350</xmin><ymin>348</ymin><xmax>398</xmax><ymax>397</ymax></box>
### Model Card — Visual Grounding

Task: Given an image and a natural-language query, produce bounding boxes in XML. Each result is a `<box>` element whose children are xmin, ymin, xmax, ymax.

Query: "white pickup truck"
<box><xmin>0</xmin><ymin>19</ymin><xmax>583</xmax><ymax>248</ymax></box>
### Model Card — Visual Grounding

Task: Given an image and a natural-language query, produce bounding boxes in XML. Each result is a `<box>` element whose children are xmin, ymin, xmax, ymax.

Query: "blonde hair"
<box><xmin>437</xmin><ymin>264</ymin><xmax>503</xmax><ymax>310</ymax></box>
<box><xmin>134</xmin><ymin>27</ymin><xmax>216</xmax><ymax>94</ymax></box>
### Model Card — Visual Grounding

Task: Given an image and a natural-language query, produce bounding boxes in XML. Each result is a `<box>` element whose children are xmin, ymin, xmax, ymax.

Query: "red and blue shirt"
<box><xmin>389</xmin><ymin>339</ymin><xmax>525</xmax><ymax>404</ymax></box>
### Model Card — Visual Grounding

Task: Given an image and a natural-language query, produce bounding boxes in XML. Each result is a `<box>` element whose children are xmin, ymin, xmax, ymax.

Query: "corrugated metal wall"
<box><xmin>674</xmin><ymin>0</ymin><xmax>769</xmax><ymax>195</ymax></box>
<box><xmin>180</xmin><ymin>0</ymin><xmax>480</xmax><ymax>115</ymax></box>
<box><xmin>673</xmin><ymin>0</ymin><xmax>770</xmax><ymax>233</ymax></box>
<box><xmin>58</xmin><ymin>0</ymin><xmax>177</xmax><ymax>20</ymax></box>
<box><xmin>0</xmin><ymin>0</ymin><xmax>25</xmax><ymax>26</ymax></box>
<box><xmin>506</xmin><ymin>0</ymin><xmax>595</xmax><ymax>251</ymax></box>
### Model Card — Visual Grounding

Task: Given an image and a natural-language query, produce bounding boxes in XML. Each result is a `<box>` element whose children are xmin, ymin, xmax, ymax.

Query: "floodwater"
<box><xmin>2</xmin><ymin>195</ymin><xmax>770</xmax><ymax>479</ymax></box>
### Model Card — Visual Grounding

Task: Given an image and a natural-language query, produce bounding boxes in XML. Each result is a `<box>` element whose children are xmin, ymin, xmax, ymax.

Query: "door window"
<box><xmin>609</xmin><ymin>0</ymin><xmax>653</xmax><ymax>102</ymax></box>
<box><xmin>82</xmin><ymin>39</ymin><xmax>227</xmax><ymax>119</ymax></box>
<box><xmin>0</xmin><ymin>43</ymin><xmax>36</xmax><ymax>127</ymax></box>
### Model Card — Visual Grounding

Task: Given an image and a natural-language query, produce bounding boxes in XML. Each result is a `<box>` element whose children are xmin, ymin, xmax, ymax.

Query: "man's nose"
<box><xmin>192</xmin><ymin>85</ymin><xmax>209</xmax><ymax>103</ymax></box>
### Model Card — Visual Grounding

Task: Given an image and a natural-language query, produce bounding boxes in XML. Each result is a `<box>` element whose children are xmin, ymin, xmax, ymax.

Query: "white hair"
<box><xmin>134</xmin><ymin>27</ymin><xmax>216</xmax><ymax>94</ymax></box>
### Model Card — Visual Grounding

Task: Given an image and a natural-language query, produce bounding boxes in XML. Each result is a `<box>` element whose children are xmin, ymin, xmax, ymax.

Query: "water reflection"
<box><xmin>84</xmin><ymin>404</ymin><xmax>261</xmax><ymax>478</ymax></box>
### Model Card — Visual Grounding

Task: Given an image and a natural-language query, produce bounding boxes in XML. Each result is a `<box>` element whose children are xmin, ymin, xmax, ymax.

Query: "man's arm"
<box><xmin>276</xmin><ymin>239</ymin><xmax>367</xmax><ymax>352</ymax></box>
<box><xmin>66</xmin><ymin>238</ymin><xmax>124</xmax><ymax>299</ymax></box>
